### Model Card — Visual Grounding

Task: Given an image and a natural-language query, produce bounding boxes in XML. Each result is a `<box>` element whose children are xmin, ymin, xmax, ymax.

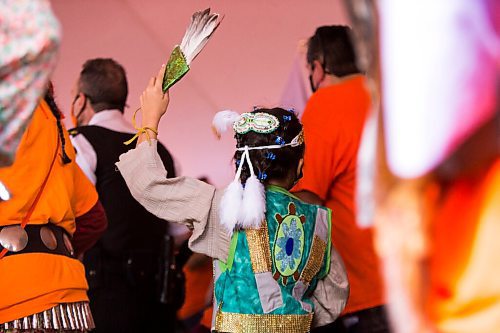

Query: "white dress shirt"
<box><xmin>70</xmin><ymin>110</ymin><xmax>135</xmax><ymax>184</ymax></box>
<box><xmin>70</xmin><ymin>110</ymin><xmax>189</xmax><ymax>237</ymax></box>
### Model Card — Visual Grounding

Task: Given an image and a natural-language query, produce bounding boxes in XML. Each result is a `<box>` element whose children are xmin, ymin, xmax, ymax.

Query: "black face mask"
<box><xmin>71</xmin><ymin>94</ymin><xmax>88</xmax><ymax>127</ymax></box>
<box><xmin>309</xmin><ymin>61</ymin><xmax>330</xmax><ymax>93</ymax></box>
<box><xmin>309</xmin><ymin>74</ymin><xmax>318</xmax><ymax>93</ymax></box>
<box><xmin>309</xmin><ymin>62</ymin><xmax>322</xmax><ymax>93</ymax></box>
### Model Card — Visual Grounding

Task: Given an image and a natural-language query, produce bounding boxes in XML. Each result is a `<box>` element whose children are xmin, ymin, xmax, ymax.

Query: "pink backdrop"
<box><xmin>51</xmin><ymin>0</ymin><xmax>347</xmax><ymax>187</ymax></box>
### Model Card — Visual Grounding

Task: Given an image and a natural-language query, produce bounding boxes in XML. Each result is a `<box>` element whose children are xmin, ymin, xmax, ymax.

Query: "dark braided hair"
<box><xmin>44</xmin><ymin>83</ymin><xmax>72</xmax><ymax>164</ymax></box>
<box><xmin>233</xmin><ymin>107</ymin><xmax>304</xmax><ymax>185</ymax></box>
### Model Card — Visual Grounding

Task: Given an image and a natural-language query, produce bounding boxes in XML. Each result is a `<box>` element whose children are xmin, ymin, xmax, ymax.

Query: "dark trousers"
<box><xmin>312</xmin><ymin>305</ymin><xmax>391</xmax><ymax>333</ymax></box>
<box><xmin>89</xmin><ymin>281</ymin><xmax>176</xmax><ymax>333</ymax></box>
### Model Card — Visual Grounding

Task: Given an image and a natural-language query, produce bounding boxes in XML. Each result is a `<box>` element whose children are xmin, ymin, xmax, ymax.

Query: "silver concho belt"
<box><xmin>0</xmin><ymin>223</ymin><xmax>74</xmax><ymax>257</ymax></box>
<box><xmin>0</xmin><ymin>225</ymin><xmax>28</xmax><ymax>252</ymax></box>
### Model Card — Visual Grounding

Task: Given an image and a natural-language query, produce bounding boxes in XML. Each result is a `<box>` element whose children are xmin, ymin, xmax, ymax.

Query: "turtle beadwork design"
<box><xmin>273</xmin><ymin>202</ymin><xmax>306</xmax><ymax>285</ymax></box>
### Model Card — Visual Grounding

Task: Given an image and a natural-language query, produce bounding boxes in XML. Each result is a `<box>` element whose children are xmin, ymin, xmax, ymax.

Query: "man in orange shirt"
<box><xmin>294</xmin><ymin>26</ymin><xmax>389</xmax><ymax>333</ymax></box>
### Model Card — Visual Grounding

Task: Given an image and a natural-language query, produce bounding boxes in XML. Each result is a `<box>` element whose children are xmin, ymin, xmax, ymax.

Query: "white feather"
<box><xmin>219</xmin><ymin>179</ymin><xmax>244</xmax><ymax>233</ymax></box>
<box><xmin>239</xmin><ymin>175</ymin><xmax>266</xmax><ymax>229</ymax></box>
<box><xmin>212</xmin><ymin>110</ymin><xmax>241</xmax><ymax>135</ymax></box>
<box><xmin>180</xmin><ymin>8</ymin><xmax>222</xmax><ymax>65</ymax></box>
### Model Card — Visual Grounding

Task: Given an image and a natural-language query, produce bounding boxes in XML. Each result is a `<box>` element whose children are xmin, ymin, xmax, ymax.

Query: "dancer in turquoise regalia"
<box><xmin>116</xmin><ymin>66</ymin><xmax>349</xmax><ymax>333</ymax></box>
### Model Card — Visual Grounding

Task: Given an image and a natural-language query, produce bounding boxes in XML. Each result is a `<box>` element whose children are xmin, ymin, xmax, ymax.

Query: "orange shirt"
<box><xmin>178</xmin><ymin>256</ymin><xmax>213</xmax><ymax>320</ymax></box>
<box><xmin>428</xmin><ymin>159</ymin><xmax>500</xmax><ymax>332</ymax></box>
<box><xmin>199</xmin><ymin>305</ymin><xmax>213</xmax><ymax>329</ymax></box>
<box><xmin>294</xmin><ymin>76</ymin><xmax>384</xmax><ymax>314</ymax></box>
<box><xmin>0</xmin><ymin>100</ymin><xmax>98</xmax><ymax>323</ymax></box>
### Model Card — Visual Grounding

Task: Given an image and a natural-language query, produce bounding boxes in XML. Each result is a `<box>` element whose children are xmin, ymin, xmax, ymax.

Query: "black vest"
<box><xmin>71</xmin><ymin>125</ymin><xmax>176</xmax><ymax>287</ymax></box>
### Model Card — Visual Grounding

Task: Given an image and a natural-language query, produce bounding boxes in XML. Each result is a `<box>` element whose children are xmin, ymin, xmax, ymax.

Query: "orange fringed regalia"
<box><xmin>0</xmin><ymin>100</ymin><xmax>99</xmax><ymax>328</ymax></box>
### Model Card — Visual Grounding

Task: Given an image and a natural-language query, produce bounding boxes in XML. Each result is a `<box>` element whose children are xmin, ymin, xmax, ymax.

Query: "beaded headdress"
<box><xmin>212</xmin><ymin>109</ymin><xmax>304</xmax><ymax>232</ymax></box>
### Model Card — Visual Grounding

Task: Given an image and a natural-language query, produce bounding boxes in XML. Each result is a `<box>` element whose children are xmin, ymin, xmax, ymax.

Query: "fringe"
<box><xmin>1</xmin><ymin>302</ymin><xmax>94</xmax><ymax>332</ymax></box>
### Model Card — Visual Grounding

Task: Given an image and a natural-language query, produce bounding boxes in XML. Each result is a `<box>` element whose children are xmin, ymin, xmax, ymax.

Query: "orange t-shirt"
<box><xmin>428</xmin><ymin>159</ymin><xmax>500</xmax><ymax>332</ymax></box>
<box><xmin>0</xmin><ymin>100</ymin><xmax>98</xmax><ymax>323</ymax></box>
<box><xmin>199</xmin><ymin>305</ymin><xmax>213</xmax><ymax>329</ymax></box>
<box><xmin>293</xmin><ymin>76</ymin><xmax>384</xmax><ymax>314</ymax></box>
<box><xmin>177</xmin><ymin>256</ymin><xmax>213</xmax><ymax>320</ymax></box>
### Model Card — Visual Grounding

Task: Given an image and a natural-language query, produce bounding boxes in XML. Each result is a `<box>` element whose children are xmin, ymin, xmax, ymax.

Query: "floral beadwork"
<box><xmin>275</xmin><ymin>219</ymin><xmax>302</xmax><ymax>270</ymax></box>
<box><xmin>233</xmin><ymin>112</ymin><xmax>280</xmax><ymax>134</ymax></box>
<box><xmin>273</xmin><ymin>203</ymin><xmax>306</xmax><ymax>285</ymax></box>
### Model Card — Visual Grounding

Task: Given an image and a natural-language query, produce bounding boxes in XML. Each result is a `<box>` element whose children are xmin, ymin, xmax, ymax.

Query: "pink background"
<box><xmin>51</xmin><ymin>0</ymin><xmax>347</xmax><ymax>187</ymax></box>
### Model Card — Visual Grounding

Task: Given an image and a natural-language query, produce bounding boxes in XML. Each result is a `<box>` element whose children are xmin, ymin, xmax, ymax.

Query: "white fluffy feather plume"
<box><xmin>180</xmin><ymin>8</ymin><xmax>222</xmax><ymax>65</ymax></box>
<box><xmin>239</xmin><ymin>175</ymin><xmax>266</xmax><ymax>229</ymax></box>
<box><xmin>219</xmin><ymin>179</ymin><xmax>244</xmax><ymax>233</ymax></box>
<box><xmin>212</xmin><ymin>110</ymin><xmax>241</xmax><ymax>136</ymax></box>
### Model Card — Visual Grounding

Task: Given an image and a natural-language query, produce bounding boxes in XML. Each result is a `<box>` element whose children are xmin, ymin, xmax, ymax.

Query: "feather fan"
<box><xmin>162</xmin><ymin>8</ymin><xmax>222</xmax><ymax>91</ymax></box>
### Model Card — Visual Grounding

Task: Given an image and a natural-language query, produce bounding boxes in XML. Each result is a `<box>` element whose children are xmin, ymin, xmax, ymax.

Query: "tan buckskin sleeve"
<box><xmin>116</xmin><ymin>140</ymin><xmax>230</xmax><ymax>261</ymax></box>
<box><xmin>311</xmin><ymin>245</ymin><xmax>350</xmax><ymax>327</ymax></box>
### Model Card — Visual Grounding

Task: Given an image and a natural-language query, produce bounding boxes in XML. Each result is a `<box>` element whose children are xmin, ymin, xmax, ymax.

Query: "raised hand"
<box><xmin>140</xmin><ymin>64</ymin><xmax>169</xmax><ymax>130</ymax></box>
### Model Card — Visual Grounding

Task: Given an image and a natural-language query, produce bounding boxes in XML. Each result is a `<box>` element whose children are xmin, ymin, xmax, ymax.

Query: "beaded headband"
<box><xmin>212</xmin><ymin>109</ymin><xmax>304</xmax><ymax>233</ymax></box>
<box><xmin>235</xmin><ymin>130</ymin><xmax>304</xmax><ymax>151</ymax></box>
<box><xmin>232</xmin><ymin>112</ymin><xmax>280</xmax><ymax>134</ymax></box>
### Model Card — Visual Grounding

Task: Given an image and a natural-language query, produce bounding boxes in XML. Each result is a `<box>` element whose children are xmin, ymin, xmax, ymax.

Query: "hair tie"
<box><xmin>275</xmin><ymin>136</ymin><xmax>285</xmax><ymax>146</ymax></box>
<box><xmin>283</xmin><ymin>115</ymin><xmax>292</xmax><ymax>122</ymax></box>
<box><xmin>265</xmin><ymin>152</ymin><xmax>276</xmax><ymax>160</ymax></box>
<box><xmin>258</xmin><ymin>171</ymin><xmax>268</xmax><ymax>180</ymax></box>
